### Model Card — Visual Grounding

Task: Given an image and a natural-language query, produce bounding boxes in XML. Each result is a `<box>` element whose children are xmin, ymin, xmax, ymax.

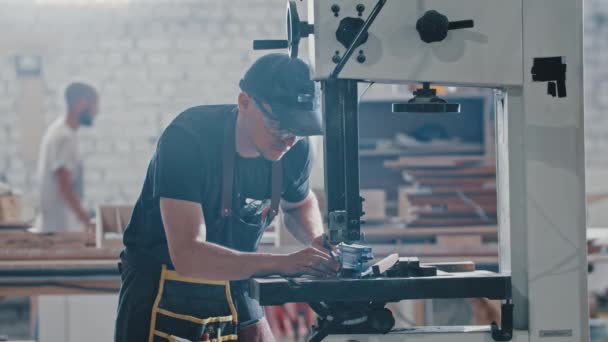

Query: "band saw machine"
<box><xmin>250</xmin><ymin>0</ymin><xmax>588</xmax><ymax>341</ymax></box>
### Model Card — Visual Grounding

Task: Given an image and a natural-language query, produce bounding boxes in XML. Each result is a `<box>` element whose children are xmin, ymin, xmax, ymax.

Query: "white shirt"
<box><xmin>32</xmin><ymin>117</ymin><xmax>84</xmax><ymax>232</ymax></box>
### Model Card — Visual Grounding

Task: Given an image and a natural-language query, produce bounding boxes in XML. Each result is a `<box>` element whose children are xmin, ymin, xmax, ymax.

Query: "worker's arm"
<box><xmin>281</xmin><ymin>190</ymin><xmax>325</xmax><ymax>245</ymax></box>
<box><xmin>161</xmin><ymin>197</ymin><xmax>338</xmax><ymax>280</ymax></box>
<box><xmin>55</xmin><ymin>167</ymin><xmax>90</xmax><ymax>225</ymax></box>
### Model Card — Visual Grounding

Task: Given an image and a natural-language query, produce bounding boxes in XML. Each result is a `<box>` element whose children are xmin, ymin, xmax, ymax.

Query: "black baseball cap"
<box><xmin>239</xmin><ymin>53</ymin><xmax>322</xmax><ymax>136</ymax></box>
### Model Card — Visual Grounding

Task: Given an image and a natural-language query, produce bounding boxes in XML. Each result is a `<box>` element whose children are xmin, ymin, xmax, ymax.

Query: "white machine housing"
<box><xmin>307</xmin><ymin>0</ymin><xmax>588</xmax><ymax>341</ymax></box>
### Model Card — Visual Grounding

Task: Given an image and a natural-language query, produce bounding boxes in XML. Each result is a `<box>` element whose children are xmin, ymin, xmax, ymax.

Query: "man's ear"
<box><xmin>238</xmin><ymin>92</ymin><xmax>251</xmax><ymax>115</ymax></box>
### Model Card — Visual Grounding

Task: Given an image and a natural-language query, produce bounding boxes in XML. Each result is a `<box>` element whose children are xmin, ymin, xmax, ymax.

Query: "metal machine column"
<box><xmin>323</xmin><ymin>79</ymin><xmax>362</xmax><ymax>244</ymax></box>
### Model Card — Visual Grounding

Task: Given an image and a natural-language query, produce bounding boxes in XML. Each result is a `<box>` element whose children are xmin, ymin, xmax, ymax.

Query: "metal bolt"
<box><xmin>356</xmin><ymin>4</ymin><xmax>365</xmax><ymax>16</ymax></box>
<box><xmin>332</xmin><ymin>51</ymin><xmax>341</xmax><ymax>64</ymax></box>
<box><xmin>356</xmin><ymin>51</ymin><xmax>366</xmax><ymax>63</ymax></box>
<box><xmin>331</xmin><ymin>4</ymin><xmax>340</xmax><ymax>17</ymax></box>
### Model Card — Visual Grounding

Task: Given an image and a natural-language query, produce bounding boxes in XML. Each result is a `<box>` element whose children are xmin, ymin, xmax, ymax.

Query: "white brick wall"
<box><xmin>0</xmin><ymin>0</ymin><xmax>284</xmax><ymax>217</ymax></box>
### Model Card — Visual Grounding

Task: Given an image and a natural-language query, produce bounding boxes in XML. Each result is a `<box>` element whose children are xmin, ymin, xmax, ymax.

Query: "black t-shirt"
<box><xmin>123</xmin><ymin>104</ymin><xmax>312</xmax><ymax>265</ymax></box>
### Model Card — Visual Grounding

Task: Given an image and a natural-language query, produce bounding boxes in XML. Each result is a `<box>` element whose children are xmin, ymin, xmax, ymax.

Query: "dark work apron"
<box><xmin>114</xmin><ymin>111</ymin><xmax>282</xmax><ymax>342</ymax></box>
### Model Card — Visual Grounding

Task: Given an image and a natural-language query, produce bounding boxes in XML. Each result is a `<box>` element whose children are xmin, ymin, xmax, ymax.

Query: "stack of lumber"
<box><xmin>384</xmin><ymin>158</ymin><xmax>497</xmax><ymax>228</ymax></box>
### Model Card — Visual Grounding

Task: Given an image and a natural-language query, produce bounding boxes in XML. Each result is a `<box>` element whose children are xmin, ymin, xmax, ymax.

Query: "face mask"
<box><xmin>79</xmin><ymin>108</ymin><xmax>93</xmax><ymax>126</ymax></box>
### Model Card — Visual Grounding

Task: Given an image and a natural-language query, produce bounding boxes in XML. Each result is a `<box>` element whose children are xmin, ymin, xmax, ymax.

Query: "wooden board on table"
<box><xmin>0</xmin><ymin>245</ymin><xmax>121</xmax><ymax>261</ymax></box>
<box><xmin>0</xmin><ymin>231</ymin><xmax>94</xmax><ymax>251</ymax></box>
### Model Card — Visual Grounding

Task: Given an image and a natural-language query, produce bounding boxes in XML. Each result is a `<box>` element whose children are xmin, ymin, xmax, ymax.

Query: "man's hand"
<box><xmin>311</xmin><ymin>234</ymin><xmax>337</xmax><ymax>255</ymax></box>
<box><xmin>278</xmin><ymin>246</ymin><xmax>340</xmax><ymax>278</ymax></box>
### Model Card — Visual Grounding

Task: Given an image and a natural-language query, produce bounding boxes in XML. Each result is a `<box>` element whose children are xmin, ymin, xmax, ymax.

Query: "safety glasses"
<box><xmin>252</xmin><ymin>97</ymin><xmax>302</xmax><ymax>142</ymax></box>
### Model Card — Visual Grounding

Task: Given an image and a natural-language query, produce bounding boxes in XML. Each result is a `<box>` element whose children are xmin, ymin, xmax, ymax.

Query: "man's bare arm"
<box><xmin>161</xmin><ymin>197</ymin><xmax>337</xmax><ymax>280</ymax></box>
<box><xmin>281</xmin><ymin>190</ymin><xmax>325</xmax><ymax>245</ymax></box>
<box><xmin>56</xmin><ymin>167</ymin><xmax>90</xmax><ymax>225</ymax></box>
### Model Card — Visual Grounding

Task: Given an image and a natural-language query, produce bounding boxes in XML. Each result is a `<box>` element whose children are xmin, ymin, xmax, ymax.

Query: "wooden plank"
<box><xmin>408</xmin><ymin>202</ymin><xmax>497</xmax><ymax>211</ymax></box>
<box><xmin>0</xmin><ymin>259</ymin><xmax>119</xmax><ymax>268</ymax></box>
<box><xmin>371</xmin><ymin>253</ymin><xmax>399</xmax><ymax>276</ymax></box>
<box><xmin>415</xmin><ymin>177</ymin><xmax>495</xmax><ymax>186</ymax></box>
<box><xmin>409</xmin><ymin>217</ymin><xmax>495</xmax><ymax>227</ymax></box>
<box><xmin>421</xmin><ymin>261</ymin><xmax>476</xmax><ymax>273</ymax></box>
<box><xmin>436</xmin><ymin>234</ymin><xmax>483</xmax><ymax>247</ymax></box>
<box><xmin>421</xmin><ymin>185</ymin><xmax>496</xmax><ymax>193</ymax></box>
<box><xmin>407</xmin><ymin>206</ymin><xmax>496</xmax><ymax>217</ymax></box>
<box><xmin>405</xmin><ymin>165</ymin><xmax>496</xmax><ymax>177</ymax></box>
<box><xmin>0</xmin><ymin>246</ymin><xmax>121</xmax><ymax>261</ymax></box>
<box><xmin>0</xmin><ymin>231</ymin><xmax>94</xmax><ymax>250</ymax></box>
<box><xmin>414</xmin><ymin>212</ymin><xmax>497</xmax><ymax>219</ymax></box>
<box><xmin>359</xmin><ymin>143</ymin><xmax>484</xmax><ymax>158</ymax></box>
<box><xmin>0</xmin><ymin>280</ymin><xmax>119</xmax><ymax>296</ymax></box>
<box><xmin>384</xmin><ymin>156</ymin><xmax>485</xmax><ymax>169</ymax></box>
<box><xmin>410</xmin><ymin>196</ymin><xmax>497</xmax><ymax>203</ymax></box>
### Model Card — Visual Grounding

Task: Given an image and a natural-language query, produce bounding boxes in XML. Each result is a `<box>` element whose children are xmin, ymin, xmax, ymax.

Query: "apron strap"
<box><xmin>221</xmin><ymin>112</ymin><xmax>236</xmax><ymax>218</ymax></box>
<box><xmin>221</xmin><ymin>109</ymin><xmax>283</xmax><ymax>220</ymax></box>
<box><xmin>270</xmin><ymin>162</ymin><xmax>282</xmax><ymax>220</ymax></box>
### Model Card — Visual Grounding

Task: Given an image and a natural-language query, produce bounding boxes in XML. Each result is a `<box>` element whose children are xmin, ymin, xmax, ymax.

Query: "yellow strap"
<box><xmin>224</xmin><ymin>282</ymin><xmax>238</xmax><ymax>324</ymax></box>
<box><xmin>164</xmin><ymin>270</ymin><xmax>227</xmax><ymax>286</ymax></box>
<box><xmin>153</xmin><ymin>329</ymin><xmax>171</xmax><ymax>339</ymax></box>
<box><xmin>157</xmin><ymin>308</ymin><xmax>233</xmax><ymax>324</ymax></box>
<box><xmin>154</xmin><ymin>330</ymin><xmax>238</xmax><ymax>342</ymax></box>
<box><xmin>211</xmin><ymin>335</ymin><xmax>239</xmax><ymax>342</ymax></box>
<box><xmin>149</xmin><ymin>265</ymin><xmax>168</xmax><ymax>342</ymax></box>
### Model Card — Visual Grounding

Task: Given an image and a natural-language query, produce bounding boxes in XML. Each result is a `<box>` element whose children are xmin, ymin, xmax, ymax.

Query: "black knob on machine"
<box><xmin>416</xmin><ymin>10</ymin><xmax>474</xmax><ymax>43</ymax></box>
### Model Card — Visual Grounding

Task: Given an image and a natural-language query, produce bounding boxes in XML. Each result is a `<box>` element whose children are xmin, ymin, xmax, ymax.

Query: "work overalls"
<box><xmin>115</xmin><ymin>112</ymin><xmax>282</xmax><ymax>342</ymax></box>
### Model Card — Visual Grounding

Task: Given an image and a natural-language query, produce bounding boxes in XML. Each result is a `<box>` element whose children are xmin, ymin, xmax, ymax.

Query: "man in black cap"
<box><xmin>114</xmin><ymin>53</ymin><xmax>339</xmax><ymax>342</ymax></box>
